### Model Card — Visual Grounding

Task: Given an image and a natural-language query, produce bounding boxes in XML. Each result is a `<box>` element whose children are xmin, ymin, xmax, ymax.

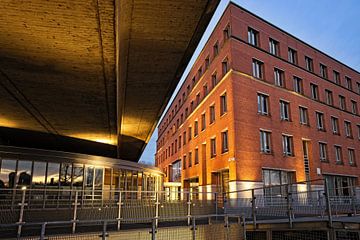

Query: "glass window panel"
<box><xmin>46</xmin><ymin>162</ymin><xmax>59</xmax><ymax>187</ymax></box>
<box><xmin>85</xmin><ymin>166</ymin><xmax>94</xmax><ymax>189</ymax></box>
<box><xmin>32</xmin><ymin>161</ymin><xmax>46</xmax><ymax>186</ymax></box>
<box><xmin>94</xmin><ymin>167</ymin><xmax>103</xmax><ymax>188</ymax></box>
<box><xmin>17</xmin><ymin>161</ymin><xmax>32</xmax><ymax>186</ymax></box>
<box><xmin>72</xmin><ymin>164</ymin><xmax>84</xmax><ymax>188</ymax></box>
<box><xmin>0</xmin><ymin>159</ymin><xmax>16</xmax><ymax>188</ymax></box>
<box><xmin>60</xmin><ymin>163</ymin><xmax>72</xmax><ymax>187</ymax></box>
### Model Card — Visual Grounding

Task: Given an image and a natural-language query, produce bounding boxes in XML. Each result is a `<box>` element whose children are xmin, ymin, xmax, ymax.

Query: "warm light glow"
<box><xmin>0</xmin><ymin>117</ymin><xmax>18</xmax><ymax>128</ymax></box>
<box><xmin>69</xmin><ymin>133</ymin><xmax>117</xmax><ymax>145</ymax></box>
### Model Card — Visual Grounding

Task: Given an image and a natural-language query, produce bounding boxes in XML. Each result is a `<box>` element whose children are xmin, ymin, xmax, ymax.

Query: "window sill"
<box><xmin>258</xmin><ymin>112</ymin><xmax>271</xmax><ymax>117</ymax></box>
<box><xmin>220</xmin><ymin>112</ymin><xmax>228</xmax><ymax>118</ymax></box>
<box><xmin>335</xmin><ymin>161</ymin><xmax>344</xmax><ymax>165</ymax></box>
<box><xmin>317</xmin><ymin>129</ymin><xmax>326</xmax><ymax>132</ymax></box>
<box><xmin>260</xmin><ymin>151</ymin><xmax>273</xmax><ymax>155</ymax></box>
<box><xmin>350</xmin><ymin>164</ymin><xmax>357</xmax><ymax>167</ymax></box>
<box><xmin>221</xmin><ymin>151</ymin><xmax>229</xmax><ymax>155</ymax></box>
<box><xmin>320</xmin><ymin>159</ymin><xmax>329</xmax><ymax>163</ymax></box>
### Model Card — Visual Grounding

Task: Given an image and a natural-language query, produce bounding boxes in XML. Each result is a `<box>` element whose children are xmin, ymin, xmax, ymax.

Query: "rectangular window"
<box><xmin>351</xmin><ymin>100</ymin><xmax>358</xmax><ymax>114</ymax></box>
<box><xmin>348</xmin><ymin>148</ymin><xmax>356</xmax><ymax>166</ymax></box>
<box><xmin>319</xmin><ymin>142</ymin><xmax>328</xmax><ymax>162</ymax></box>
<box><xmin>203</xmin><ymin>84</ymin><xmax>208</xmax><ymax>97</ymax></box>
<box><xmin>280</xmin><ymin>100</ymin><xmax>290</xmax><ymax>121</ymax></box>
<box><xmin>205</xmin><ymin>56</ymin><xmax>210</xmax><ymax>69</ymax></box>
<box><xmin>288</xmin><ymin>48</ymin><xmax>297</xmax><ymax>64</ymax></box>
<box><xmin>339</xmin><ymin>95</ymin><xmax>346</xmax><ymax>110</ymax></box>
<box><xmin>358</xmin><ymin>124</ymin><xmax>360</xmax><ymax>140</ymax></box>
<box><xmin>320</xmin><ymin>63</ymin><xmax>328</xmax><ymax>78</ymax></box>
<box><xmin>183</xmin><ymin>155</ymin><xmax>187</xmax><ymax>169</ymax></box>
<box><xmin>188</xmin><ymin>152</ymin><xmax>192</xmax><ymax>167</ymax></box>
<box><xmin>196</xmin><ymin>93</ymin><xmax>200</xmax><ymax>105</ymax></box>
<box><xmin>334</xmin><ymin>146</ymin><xmax>342</xmax><ymax>164</ymax></box>
<box><xmin>211</xmin><ymin>73</ymin><xmax>217</xmax><ymax>88</ymax></box>
<box><xmin>299</xmin><ymin>106</ymin><xmax>309</xmax><ymax>125</ymax></box>
<box><xmin>310</xmin><ymin>83</ymin><xmax>319</xmax><ymax>100</ymax></box>
<box><xmin>282</xmin><ymin>135</ymin><xmax>294</xmax><ymax>156</ymax></box>
<box><xmin>325</xmin><ymin>89</ymin><xmax>333</xmax><ymax>106</ymax></box>
<box><xmin>194</xmin><ymin>148</ymin><xmax>199</xmax><ymax>165</ymax></box>
<box><xmin>257</xmin><ymin>93</ymin><xmax>269</xmax><ymax>115</ymax></box>
<box><xmin>260</xmin><ymin>130</ymin><xmax>271</xmax><ymax>153</ymax></box>
<box><xmin>222</xmin><ymin>59</ymin><xmax>229</xmax><ymax>76</ymax></box>
<box><xmin>331</xmin><ymin>117</ymin><xmax>339</xmax><ymax>135</ymax></box>
<box><xmin>201</xmin><ymin>113</ymin><xmax>206</xmax><ymax>131</ymax></box>
<box><xmin>316</xmin><ymin>112</ymin><xmax>325</xmax><ymax>131</ymax></box>
<box><xmin>213</xmin><ymin>42</ymin><xmax>219</xmax><ymax>56</ymax></box>
<box><xmin>221</xmin><ymin>130</ymin><xmax>229</xmax><ymax>153</ymax></box>
<box><xmin>305</xmin><ymin>56</ymin><xmax>313</xmax><ymax>72</ymax></box>
<box><xmin>248</xmin><ymin>27</ymin><xmax>259</xmax><ymax>46</ymax></box>
<box><xmin>269</xmin><ymin>38</ymin><xmax>279</xmax><ymax>56</ymax></box>
<box><xmin>274</xmin><ymin>68</ymin><xmax>284</xmax><ymax>87</ymax></box>
<box><xmin>194</xmin><ymin>121</ymin><xmax>198</xmax><ymax>137</ymax></box>
<box><xmin>345</xmin><ymin>76</ymin><xmax>352</xmax><ymax>90</ymax></box>
<box><xmin>223</xmin><ymin>24</ymin><xmax>231</xmax><ymax>40</ymax></box>
<box><xmin>293</xmin><ymin>76</ymin><xmax>303</xmax><ymax>94</ymax></box>
<box><xmin>209</xmin><ymin>105</ymin><xmax>215</xmax><ymax>124</ymax></box>
<box><xmin>183</xmin><ymin>131</ymin><xmax>187</xmax><ymax>145</ymax></box>
<box><xmin>210</xmin><ymin>138</ymin><xmax>216</xmax><ymax>158</ymax></box>
<box><xmin>220</xmin><ymin>93</ymin><xmax>227</xmax><ymax>115</ymax></box>
<box><xmin>344</xmin><ymin>121</ymin><xmax>352</xmax><ymax>138</ymax></box>
<box><xmin>333</xmin><ymin>70</ymin><xmax>340</xmax><ymax>84</ymax></box>
<box><xmin>179</xmin><ymin>136</ymin><xmax>182</xmax><ymax>149</ymax></box>
<box><xmin>252</xmin><ymin>59</ymin><xmax>264</xmax><ymax>79</ymax></box>
<box><xmin>188</xmin><ymin>127</ymin><xmax>192</xmax><ymax>141</ymax></box>
<box><xmin>357</xmin><ymin>82</ymin><xmax>360</xmax><ymax>94</ymax></box>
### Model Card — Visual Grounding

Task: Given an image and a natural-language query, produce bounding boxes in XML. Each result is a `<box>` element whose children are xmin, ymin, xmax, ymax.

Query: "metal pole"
<box><xmin>150</xmin><ymin>218</ymin><xmax>157</xmax><ymax>240</ymax></box>
<box><xmin>324</xmin><ymin>179</ymin><xmax>333</xmax><ymax>228</ymax></box>
<box><xmin>17</xmin><ymin>187</ymin><xmax>27</xmax><ymax>239</ymax></box>
<box><xmin>40</xmin><ymin>222</ymin><xmax>46</xmax><ymax>240</ymax></box>
<box><xmin>352</xmin><ymin>185</ymin><xmax>357</xmax><ymax>216</ymax></box>
<box><xmin>72</xmin><ymin>191</ymin><xmax>79</xmax><ymax>233</ymax></box>
<box><xmin>117</xmin><ymin>191</ymin><xmax>122</xmax><ymax>230</ymax></box>
<box><xmin>286</xmin><ymin>185</ymin><xmax>293</xmax><ymax>228</ymax></box>
<box><xmin>251</xmin><ymin>189</ymin><xmax>256</xmax><ymax>229</ymax></box>
<box><xmin>215</xmin><ymin>192</ymin><xmax>218</xmax><ymax>217</ymax></box>
<box><xmin>155</xmin><ymin>191</ymin><xmax>160</xmax><ymax>228</ymax></box>
<box><xmin>225</xmin><ymin>215</ymin><xmax>230</xmax><ymax>240</ymax></box>
<box><xmin>191</xmin><ymin>216</ymin><xmax>196</xmax><ymax>240</ymax></box>
<box><xmin>241</xmin><ymin>216</ymin><xmax>247</xmax><ymax>240</ymax></box>
<box><xmin>187</xmin><ymin>192</ymin><xmax>191</xmax><ymax>226</ymax></box>
<box><xmin>101</xmin><ymin>221</ymin><xmax>108</xmax><ymax>240</ymax></box>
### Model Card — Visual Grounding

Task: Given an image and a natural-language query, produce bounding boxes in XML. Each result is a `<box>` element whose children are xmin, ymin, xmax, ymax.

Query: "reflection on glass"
<box><xmin>72</xmin><ymin>164</ymin><xmax>84</xmax><ymax>188</ymax></box>
<box><xmin>94</xmin><ymin>168</ymin><xmax>103</xmax><ymax>189</ymax></box>
<box><xmin>0</xmin><ymin>159</ymin><xmax>16</xmax><ymax>188</ymax></box>
<box><xmin>32</xmin><ymin>161</ymin><xmax>46</xmax><ymax>186</ymax></box>
<box><xmin>17</xmin><ymin>161</ymin><xmax>32</xmax><ymax>186</ymax></box>
<box><xmin>47</xmin><ymin>162</ymin><xmax>59</xmax><ymax>187</ymax></box>
<box><xmin>60</xmin><ymin>163</ymin><xmax>72</xmax><ymax>187</ymax></box>
<box><xmin>85</xmin><ymin>166</ymin><xmax>94</xmax><ymax>189</ymax></box>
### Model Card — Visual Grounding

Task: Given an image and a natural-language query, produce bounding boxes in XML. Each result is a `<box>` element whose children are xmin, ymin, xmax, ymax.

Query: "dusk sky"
<box><xmin>139</xmin><ymin>0</ymin><xmax>360</xmax><ymax>165</ymax></box>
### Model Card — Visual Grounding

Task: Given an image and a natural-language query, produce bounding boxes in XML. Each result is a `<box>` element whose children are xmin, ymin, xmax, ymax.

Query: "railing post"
<box><xmin>241</xmin><ymin>216</ymin><xmax>247</xmax><ymax>240</ymax></box>
<box><xmin>150</xmin><ymin>218</ymin><xmax>157</xmax><ymax>240</ymax></box>
<box><xmin>187</xmin><ymin>192</ymin><xmax>191</xmax><ymax>226</ymax></box>
<box><xmin>155</xmin><ymin>191</ymin><xmax>160</xmax><ymax>228</ymax></box>
<box><xmin>214</xmin><ymin>192</ymin><xmax>218</xmax><ymax>217</ymax></box>
<box><xmin>286</xmin><ymin>185</ymin><xmax>293</xmax><ymax>228</ymax></box>
<box><xmin>101</xmin><ymin>221</ymin><xmax>108</xmax><ymax>240</ymax></box>
<box><xmin>224</xmin><ymin>215</ymin><xmax>230</xmax><ymax>240</ymax></box>
<box><xmin>352</xmin><ymin>186</ymin><xmax>357</xmax><ymax>216</ymax></box>
<box><xmin>17</xmin><ymin>186</ymin><xmax>28</xmax><ymax>239</ymax></box>
<box><xmin>40</xmin><ymin>222</ymin><xmax>47</xmax><ymax>240</ymax></box>
<box><xmin>324</xmin><ymin>179</ymin><xmax>333</xmax><ymax>228</ymax></box>
<box><xmin>251</xmin><ymin>189</ymin><xmax>256</xmax><ymax>229</ymax></box>
<box><xmin>191</xmin><ymin>216</ymin><xmax>197</xmax><ymax>240</ymax></box>
<box><xmin>117</xmin><ymin>191</ymin><xmax>122</xmax><ymax>230</ymax></box>
<box><xmin>72</xmin><ymin>191</ymin><xmax>79</xmax><ymax>233</ymax></box>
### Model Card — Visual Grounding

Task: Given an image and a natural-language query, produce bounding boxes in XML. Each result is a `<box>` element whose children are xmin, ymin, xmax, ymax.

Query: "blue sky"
<box><xmin>139</xmin><ymin>0</ymin><xmax>360</xmax><ymax>165</ymax></box>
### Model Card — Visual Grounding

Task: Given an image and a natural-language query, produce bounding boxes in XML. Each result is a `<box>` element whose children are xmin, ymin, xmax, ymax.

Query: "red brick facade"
<box><xmin>155</xmin><ymin>3</ymin><xmax>360</xmax><ymax>193</ymax></box>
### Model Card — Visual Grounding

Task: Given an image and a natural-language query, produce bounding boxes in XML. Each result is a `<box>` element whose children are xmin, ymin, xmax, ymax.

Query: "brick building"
<box><xmin>155</xmin><ymin>2</ymin><xmax>360</xmax><ymax>197</ymax></box>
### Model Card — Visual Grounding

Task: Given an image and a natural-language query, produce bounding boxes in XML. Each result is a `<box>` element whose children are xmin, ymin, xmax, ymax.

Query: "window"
<box><xmin>331</xmin><ymin>117</ymin><xmax>339</xmax><ymax>135</ymax></box>
<box><xmin>319</xmin><ymin>142</ymin><xmax>328</xmax><ymax>162</ymax></box>
<box><xmin>179</xmin><ymin>136</ymin><xmax>182</xmax><ymax>149</ymax></box>
<box><xmin>269</xmin><ymin>38</ymin><xmax>279</xmax><ymax>56</ymax></box>
<box><xmin>305</xmin><ymin>56</ymin><xmax>313</xmax><ymax>72</ymax></box>
<box><xmin>351</xmin><ymin>100</ymin><xmax>358</xmax><ymax>114</ymax></box>
<box><xmin>188</xmin><ymin>152</ymin><xmax>192</xmax><ymax>167</ymax></box>
<box><xmin>222</xmin><ymin>59</ymin><xmax>229</xmax><ymax>76</ymax></box>
<box><xmin>280</xmin><ymin>100</ymin><xmax>290</xmax><ymax>121</ymax></box>
<box><xmin>188</xmin><ymin>127</ymin><xmax>192</xmax><ymax>141</ymax></box>
<box><xmin>220</xmin><ymin>93</ymin><xmax>227</xmax><ymax>115</ymax></box>
<box><xmin>333</xmin><ymin>70</ymin><xmax>340</xmax><ymax>84</ymax></box>
<box><xmin>196</xmin><ymin>93</ymin><xmax>200</xmax><ymax>105</ymax></box>
<box><xmin>213</xmin><ymin>42</ymin><xmax>219</xmax><ymax>56</ymax></box>
<box><xmin>201</xmin><ymin>113</ymin><xmax>206</xmax><ymax>131</ymax></box>
<box><xmin>316</xmin><ymin>112</ymin><xmax>325</xmax><ymax>131</ymax></box>
<box><xmin>358</xmin><ymin>125</ymin><xmax>360</xmax><ymax>140</ymax></box>
<box><xmin>344</xmin><ymin>121</ymin><xmax>352</xmax><ymax>138</ymax></box>
<box><xmin>288</xmin><ymin>48</ymin><xmax>297</xmax><ymax>64</ymax></box>
<box><xmin>263</xmin><ymin>170</ymin><xmax>294</xmax><ymax>196</ymax></box>
<box><xmin>211</xmin><ymin>73</ymin><xmax>217</xmax><ymax>88</ymax></box>
<box><xmin>348</xmin><ymin>149</ymin><xmax>356</xmax><ymax>166</ymax></box>
<box><xmin>194</xmin><ymin>148</ymin><xmax>199</xmax><ymax>165</ymax></box>
<box><xmin>209</xmin><ymin>105</ymin><xmax>215</xmax><ymax>124</ymax></box>
<box><xmin>282</xmin><ymin>135</ymin><xmax>294</xmax><ymax>156</ymax></box>
<box><xmin>194</xmin><ymin>121</ymin><xmax>198</xmax><ymax>137</ymax></box>
<box><xmin>183</xmin><ymin>155</ymin><xmax>187</xmax><ymax>169</ymax></box>
<box><xmin>339</xmin><ymin>95</ymin><xmax>346</xmax><ymax>110</ymax></box>
<box><xmin>310</xmin><ymin>83</ymin><xmax>319</xmax><ymax>100</ymax></box>
<box><xmin>190</xmin><ymin>101</ymin><xmax>194</xmax><ymax>112</ymax></box>
<box><xmin>203</xmin><ymin>84</ymin><xmax>208</xmax><ymax>97</ymax></box>
<box><xmin>183</xmin><ymin>131</ymin><xmax>187</xmax><ymax>145</ymax></box>
<box><xmin>293</xmin><ymin>76</ymin><xmax>303</xmax><ymax>94</ymax></box>
<box><xmin>274</xmin><ymin>68</ymin><xmax>284</xmax><ymax>87</ymax></box>
<box><xmin>299</xmin><ymin>106</ymin><xmax>309</xmax><ymax>125</ymax></box>
<box><xmin>198</xmin><ymin>67</ymin><xmax>202</xmax><ymax>79</ymax></box>
<box><xmin>205</xmin><ymin>56</ymin><xmax>210</xmax><ymax>69</ymax></box>
<box><xmin>357</xmin><ymin>82</ymin><xmax>360</xmax><ymax>94</ymax></box>
<box><xmin>221</xmin><ymin>130</ymin><xmax>229</xmax><ymax>153</ymax></box>
<box><xmin>325</xmin><ymin>89</ymin><xmax>333</xmax><ymax>106</ymax></box>
<box><xmin>334</xmin><ymin>146</ymin><xmax>342</xmax><ymax>164</ymax></box>
<box><xmin>257</xmin><ymin>93</ymin><xmax>269</xmax><ymax>115</ymax></box>
<box><xmin>252</xmin><ymin>59</ymin><xmax>264</xmax><ymax>79</ymax></box>
<box><xmin>210</xmin><ymin>138</ymin><xmax>216</xmax><ymax>158</ymax></box>
<box><xmin>260</xmin><ymin>130</ymin><xmax>271</xmax><ymax>153</ymax></box>
<box><xmin>223</xmin><ymin>24</ymin><xmax>231</xmax><ymax>40</ymax></box>
<box><xmin>320</xmin><ymin>63</ymin><xmax>328</xmax><ymax>78</ymax></box>
<box><xmin>248</xmin><ymin>27</ymin><xmax>259</xmax><ymax>46</ymax></box>
<box><xmin>345</xmin><ymin>76</ymin><xmax>352</xmax><ymax>90</ymax></box>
